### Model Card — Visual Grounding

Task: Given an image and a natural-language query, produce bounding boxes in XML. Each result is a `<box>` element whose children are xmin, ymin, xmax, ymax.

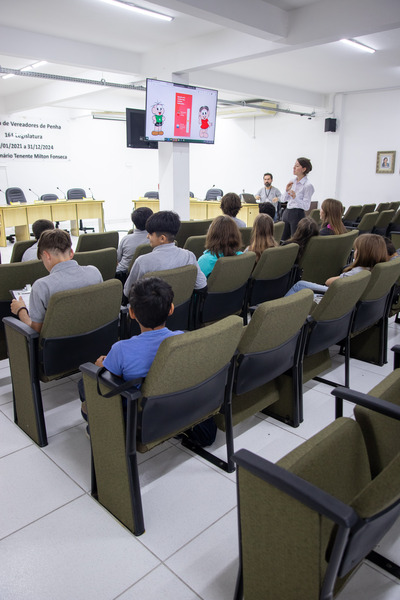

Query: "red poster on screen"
<box><xmin>174</xmin><ymin>93</ymin><xmax>192</xmax><ymax>137</ymax></box>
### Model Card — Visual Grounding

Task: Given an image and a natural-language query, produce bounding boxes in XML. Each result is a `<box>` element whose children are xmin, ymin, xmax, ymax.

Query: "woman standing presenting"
<box><xmin>281</xmin><ymin>157</ymin><xmax>314</xmax><ymax>240</ymax></box>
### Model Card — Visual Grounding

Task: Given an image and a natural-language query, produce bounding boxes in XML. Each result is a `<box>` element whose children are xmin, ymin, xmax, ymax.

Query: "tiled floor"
<box><xmin>1</xmin><ymin>238</ymin><xmax>400</xmax><ymax>599</ymax></box>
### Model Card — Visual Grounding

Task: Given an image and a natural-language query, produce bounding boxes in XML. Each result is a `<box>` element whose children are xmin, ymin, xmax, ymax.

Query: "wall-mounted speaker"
<box><xmin>324</xmin><ymin>118</ymin><xmax>337</xmax><ymax>132</ymax></box>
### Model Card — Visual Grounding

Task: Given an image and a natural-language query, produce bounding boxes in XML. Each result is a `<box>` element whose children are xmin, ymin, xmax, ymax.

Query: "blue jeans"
<box><xmin>285</xmin><ymin>280</ymin><xmax>328</xmax><ymax>296</ymax></box>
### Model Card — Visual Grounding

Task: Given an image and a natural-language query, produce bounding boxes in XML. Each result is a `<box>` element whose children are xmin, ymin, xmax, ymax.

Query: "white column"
<box><xmin>158</xmin><ymin>73</ymin><xmax>190</xmax><ymax>220</ymax></box>
<box><xmin>158</xmin><ymin>141</ymin><xmax>190</xmax><ymax>218</ymax></box>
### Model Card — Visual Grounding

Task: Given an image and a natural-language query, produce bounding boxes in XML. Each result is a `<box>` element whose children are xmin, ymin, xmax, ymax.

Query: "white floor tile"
<box><xmin>42</xmin><ymin>423</ymin><xmax>92</xmax><ymax>491</ymax></box>
<box><xmin>0</xmin><ymin>411</ymin><xmax>33</xmax><ymax>457</ymax></box>
<box><xmin>118</xmin><ymin>565</ymin><xmax>201</xmax><ymax>600</ymax></box>
<box><xmin>0</xmin><ymin>445</ymin><xmax>83</xmax><ymax>539</ymax></box>
<box><xmin>336</xmin><ymin>563</ymin><xmax>400</xmax><ymax>599</ymax></box>
<box><xmin>136</xmin><ymin>445</ymin><xmax>236</xmax><ymax>560</ymax></box>
<box><xmin>0</xmin><ymin>495</ymin><xmax>159</xmax><ymax>600</ymax></box>
<box><xmin>166</xmin><ymin>509</ymin><xmax>239</xmax><ymax>600</ymax></box>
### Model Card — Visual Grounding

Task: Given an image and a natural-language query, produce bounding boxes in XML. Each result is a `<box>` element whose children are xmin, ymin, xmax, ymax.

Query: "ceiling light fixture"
<box><xmin>340</xmin><ymin>38</ymin><xmax>375</xmax><ymax>54</ymax></box>
<box><xmin>100</xmin><ymin>0</ymin><xmax>173</xmax><ymax>21</ymax></box>
<box><xmin>2</xmin><ymin>73</ymin><xmax>15</xmax><ymax>79</ymax></box>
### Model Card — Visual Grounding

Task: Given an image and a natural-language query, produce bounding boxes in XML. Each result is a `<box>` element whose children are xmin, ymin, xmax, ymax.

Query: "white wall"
<box><xmin>1</xmin><ymin>86</ymin><xmax>399</xmax><ymax>226</ymax></box>
<box><xmin>336</xmin><ymin>89</ymin><xmax>400</xmax><ymax>207</ymax></box>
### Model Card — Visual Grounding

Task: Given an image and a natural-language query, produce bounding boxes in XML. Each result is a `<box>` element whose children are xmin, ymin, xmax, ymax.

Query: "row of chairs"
<box><xmin>5</xmin><ymin>187</ymin><xmax>95</xmax><ymax>235</ymax></box>
<box><xmin>3</xmin><ymin>253</ymin><xmax>400</xmax><ymax>538</ymax></box>
<box><xmin>10</xmin><ymin>230</ymin><xmax>119</xmax><ymax>263</ymax></box>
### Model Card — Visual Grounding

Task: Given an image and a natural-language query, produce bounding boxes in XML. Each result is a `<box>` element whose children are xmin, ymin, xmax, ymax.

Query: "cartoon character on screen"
<box><xmin>199</xmin><ymin>106</ymin><xmax>212</xmax><ymax>138</ymax></box>
<box><xmin>151</xmin><ymin>102</ymin><xmax>166</xmax><ymax>136</ymax></box>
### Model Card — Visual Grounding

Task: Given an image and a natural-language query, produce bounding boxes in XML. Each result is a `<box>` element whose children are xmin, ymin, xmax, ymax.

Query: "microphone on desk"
<box><xmin>29</xmin><ymin>188</ymin><xmax>40</xmax><ymax>200</ymax></box>
<box><xmin>88</xmin><ymin>187</ymin><xmax>95</xmax><ymax>200</ymax></box>
<box><xmin>57</xmin><ymin>187</ymin><xmax>66</xmax><ymax>199</ymax></box>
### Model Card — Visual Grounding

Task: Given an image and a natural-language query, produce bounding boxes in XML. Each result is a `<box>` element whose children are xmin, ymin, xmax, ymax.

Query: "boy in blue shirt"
<box><xmin>80</xmin><ymin>276</ymin><xmax>217</xmax><ymax>446</ymax></box>
<box><xmin>80</xmin><ymin>277</ymin><xmax>183</xmax><ymax>425</ymax></box>
<box><xmin>96</xmin><ymin>276</ymin><xmax>183</xmax><ymax>379</ymax></box>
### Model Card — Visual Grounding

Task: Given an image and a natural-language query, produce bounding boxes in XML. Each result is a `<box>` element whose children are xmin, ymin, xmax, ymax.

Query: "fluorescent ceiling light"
<box><xmin>2</xmin><ymin>73</ymin><xmax>15</xmax><ymax>79</ymax></box>
<box><xmin>340</xmin><ymin>38</ymin><xmax>375</xmax><ymax>54</ymax></box>
<box><xmin>21</xmin><ymin>66</ymin><xmax>33</xmax><ymax>72</ymax></box>
<box><xmin>100</xmin><ymin>0</ymin><xmax>173</xmax><ymax>21</ymax></box>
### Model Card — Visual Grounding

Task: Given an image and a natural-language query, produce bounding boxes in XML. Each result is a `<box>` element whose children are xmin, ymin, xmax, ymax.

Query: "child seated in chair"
<box><xmin>115</xmin><ymin>206</ymin><xmax>153</xmax><ymax>282</ymax></box>
<box><xmin>80</xmin><ymin>276</ymin><xmax>217</xmax><ymax>446</ymax></box>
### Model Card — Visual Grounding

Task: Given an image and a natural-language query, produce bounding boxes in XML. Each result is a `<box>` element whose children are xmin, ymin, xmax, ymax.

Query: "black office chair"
<box><xmin>205</xmin><ymin>188</ymin><xmax>223</xmax><ymax>201</ymax></box>
<box><xmin>40</xmin><ymin>193</ymin><xmax>58</xmax><ymax>201</ymax></box>
<box><xmin>67</xmin><ymin>188</ymin><xmax>94</xmax><ymax>233</ymax></box>
<box><xmin>4</xmin><ymin>188</ymin><xmax>27</xmax><ymax>242</ymax></box>
<box><xmin>143</xmin><ymin>191</ymin><xmax>159</xmax><ymax>199</ymax></box>
<box><xmin>5</xmin><ymin>187</ymin><xmax>27</xmax><ymax>205</ymax></box>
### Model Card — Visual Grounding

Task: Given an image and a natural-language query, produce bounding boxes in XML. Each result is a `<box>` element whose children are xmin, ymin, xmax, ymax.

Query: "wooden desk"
<box><xmin>0</xmin><ymin>200</ymin><xmax>105</xmax><ymax>246</ymax></box>
<box><xmin>133</xmin><ymin>199</ymin><xmax>259</xmax><ymax>226</ymax></box>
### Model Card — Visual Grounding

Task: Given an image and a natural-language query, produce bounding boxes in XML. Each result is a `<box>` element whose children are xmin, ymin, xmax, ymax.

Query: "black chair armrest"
<box><xmin>80</xmin><ymin>362</ymin><xmax>143</xmax><ymax>400</ymax></box>
<box><xmin>391</xmin><ymin>345</ymin><xmax>400</xmax><ymax>369</ymax></box>
<box><xmin>233</xmin><ymin>449</ymin><xmax>359</xmax><ymax>528</ymax></box>
<box><xmin>2</xmin><ymin>316</ymin><xmax>39</xmax><ymax>340</ymax></box>
<box><xmin>332</xmin><ymin>386</ymin><xmax>400</xmax><ymax>421</ymax></box>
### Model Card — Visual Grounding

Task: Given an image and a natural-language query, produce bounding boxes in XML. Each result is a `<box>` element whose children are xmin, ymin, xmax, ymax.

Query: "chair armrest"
<box><xmin>233</xmin><ymin>449</ymin><xmax>359</xmax><ymax>528</ymax></box>
<box><xmin>2</xmin><ymin>316</ymin><xmax>39</xmax><ymax>340</ymax></box>
<box><xmin>332</xmin><ymin>386</ymin><xmax>400</xmax><ymax>421</ymax></box>
<box><xmin>391</xmin><ymin>345</ymin><xmax>400</xmax><ymax>369</ymax></box>
<box><xmin>80</xmin><ymin>362</ymin><xmax>143</xmax><ymax>400</ymax></box>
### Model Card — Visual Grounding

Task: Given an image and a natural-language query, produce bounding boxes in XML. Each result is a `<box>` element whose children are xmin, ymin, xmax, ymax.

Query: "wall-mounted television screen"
<box><xmin>145</xmin><ymin>78</ymin><xmax>218</xmax><ymax>144</ymax></box>
<box><xmin>126</xmin><ymin>108</ymin><xmax>158</xmax><ymax>149</ymax></box>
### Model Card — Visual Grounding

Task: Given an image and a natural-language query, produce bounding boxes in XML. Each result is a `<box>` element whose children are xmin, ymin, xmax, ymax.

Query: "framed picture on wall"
<box><xmin>376</xmin><ymin>151</ymin><xmax>396</xmax><ymax>174</ymax></box>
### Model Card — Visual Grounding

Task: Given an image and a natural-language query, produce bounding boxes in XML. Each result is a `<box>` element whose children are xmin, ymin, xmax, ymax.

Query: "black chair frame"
<box><xmin>81</xmin><ymin>356</ymin><xmax>237</xmax><ymax>535</ymax></box>
<box><xmin>4</xmin><ymin>316</ymin><xmax>119</xmax><ymax>446</ymax></box>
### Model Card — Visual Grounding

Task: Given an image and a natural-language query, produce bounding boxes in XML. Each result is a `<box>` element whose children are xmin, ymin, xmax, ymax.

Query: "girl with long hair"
<box><xmin>246</xmin><ymin>213</ymin><xmax>277</xmax><ymax>261</ymax></box>
<box><xmin>198</xmin><ymin>215</ymin><xmax>243</xmax><ymax>277</ymax></box>
<box><xmin>282</xmin><ymin>216</ymin><xmax>319</xmax><ymax>262</ymax></box>
<box><xmin>319</xmin><ymin>198</ymin><xmax>347</xmax><ymax>236</ymax></box>
<box><xmin>286</xmin><ymin>233</ymin><xmax>388</xmax><ymax>295</ymax></box>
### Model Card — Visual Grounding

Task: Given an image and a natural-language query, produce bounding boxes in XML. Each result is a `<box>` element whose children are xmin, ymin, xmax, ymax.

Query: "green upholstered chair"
<box><xmin>80</xmin><ymin>315</ymin><xmax>243</xmax><ymax>535</ymax></box>
<box><xmin>214</xmin><ymin>289</ymin><xmax>314</xmax><ymax>433</ymax></box>
<box><xmin>349</xmin><ymin>259</ymin><xmax>400</xmax><ymax>369</ymax></box>
<box><xmin>389</xmin><ymin>201</ymin><xmax>400</xmax><ymax>212</ymax></box>
<box><xmin>75</xmin><ymin>230</ymin><xmax>119</xmax><ymax>252</ymax></box>
<box><xmin>372</xmin><ymin>209</ymin><xmax>395</xmax><ymax>236</ymax></box>
<box><xmin>388</xmin><ymin>210</ymin><xmax>400</xmax><ymax>235</ymax></box>
<box><xmin>243</xmin><ymin>243</ymin><xmax>299</xmax><ymax>324</ymax></box>
<box><xmin>342</xmin><ymin>204</ymin><xmax>362</xmax><ymax>226</ymax></box>
<box><xmin>273</xmin><ymin>221</ymin><xmax>285</xmax><ymax>243</ymax></box>
<box><xmin>3</xmin><ymin>279</ymin><xmax>122</xmax><ymax>446</ymax></box>
<box><xmin>309</xmin><ymin>208</ymin><xmax>321</xmax><ymax>226</ymax></box>
<box><xmin>238</xmin><ymin>227</ymin><xmax>252</xmax><ymax>249</ymax></box>
<box><xmin>122</xmin><ymin>265</ymin><xmax>198</xmax><ymax>338</ymax></box>
<box><xmin>74</xmin><ymin>248</ymin><xmax>118</xmax><ymax>281</ymax></box>
<box><xmin>10</xmin><ymin>240</ymin><xmax>36</xmax><ymax>262</ymax></box>
<box><xmin>298</xmin><ymin>230</ymin><xmax>358</xmax><ymax>285</ymax></box>
<box><xmin>127</xmin><ymin>243</ymin><xmax>153</xmax><ymax>272</ymax></box>
<box><xmin>196</xmin><ymin>252</ymin><xmax>256</xmax><ymax>326</ymax></box>
<box><xmin>289</xmin><ymin>271</ymin><xmax>371</xmax><ymax>402</ymax></box>
<box><xmin>376</xmin><ymin>202</ymin><xmax>391</xmax><ymax>213</ymax></box>
<box><xmin>348</xmin><ymin>211</ymin><xmax>379</xmax><ymax>235</ymax></box>
<box><xmin>0</xmin><ymin>260</ymin><xmax>48</xmax><ymax>360</ymax></box>
<box><xmin>175</xmin><ymin>219</ymin><xmax>212</xmax><ymax>248</ymax></box>
<box><xmin>183</xmin><ymin>235</ymin><xmax>207</xmax><ymax>260</ymax></box>
<box><xmin>356</xmin><ymin>203</ymin><xmax>376</xmax><ymax>221</ymax></box>
<box><xmin>233</xmin><ymin>385</ymin><xmax>400</xmax><ymax>600</ymax></box>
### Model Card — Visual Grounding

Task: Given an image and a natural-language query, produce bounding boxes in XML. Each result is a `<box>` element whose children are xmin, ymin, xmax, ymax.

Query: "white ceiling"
<box><xmin>0</xmin><ymin>0</ymin><xmax>399</xmax><ymax>114</ymax></box>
